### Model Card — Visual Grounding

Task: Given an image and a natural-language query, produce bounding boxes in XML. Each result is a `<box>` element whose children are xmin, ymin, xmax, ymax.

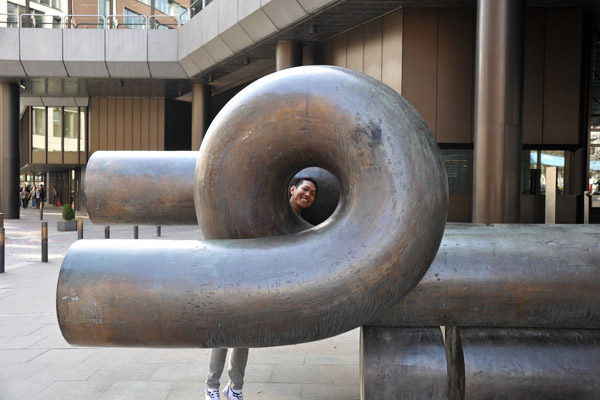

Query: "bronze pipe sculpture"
<box><xmin>368</xmin><ymin>224</ymin><xmax>600</xmax><ymax>328</ymax></box>
<box><xmin>446</xmin><ymin>328</ymin><xmax>600</xmax><ymax>399</ymax></box>
<box><xmin>85</xmin><ymin>151</ymin><xmax>198</xmax><ymax>226</ymax></box>
<box><xmin>84</xmin><ymin>154</ymin><xmax>340</xmax><ymax>227</ymax></box>
<box><xmin>57</xmin><ymin>66</ymin><xmax>448</xmax><ymax>347</ymax></box>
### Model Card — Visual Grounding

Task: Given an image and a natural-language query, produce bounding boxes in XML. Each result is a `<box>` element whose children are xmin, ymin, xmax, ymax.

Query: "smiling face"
<box><xmin>289</xmin><ymin>180</ymin><xmax>317</xmax><ymax>214</ymax></box>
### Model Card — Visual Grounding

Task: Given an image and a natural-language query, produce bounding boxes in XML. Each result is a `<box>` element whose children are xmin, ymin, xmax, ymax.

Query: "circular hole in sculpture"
<box><xmin>289</xmin><ymin>167</ymin><xmax>340</xmax><ymax>226</ymax></box>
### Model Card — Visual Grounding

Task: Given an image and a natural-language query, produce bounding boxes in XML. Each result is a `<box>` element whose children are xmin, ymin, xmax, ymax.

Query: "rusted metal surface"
<box><xmin>84</xmin><ymin>151</ymin><xmax>197</xmax><ymax>225</ymax></box>
<box><xmin>361</xmin><ymin>327</ymin><xmax>447</xmax><ymax>400</ymax></box>
<box><xmin>368</xmin><ymin>224</ymin><xmax>600</xmax><ymax>328</ymax></box>
<box><xmin>57</xmin><ymin>66</ymin><xmax>448</xmax><ymax>347</ymax></box>
<box><xmin>446</xmin><ymin>327</ymin><xmax>600</xmax><ymax>400</ymax></box>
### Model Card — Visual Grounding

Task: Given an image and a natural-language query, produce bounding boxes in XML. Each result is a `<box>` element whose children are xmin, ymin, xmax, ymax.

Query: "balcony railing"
<box><xmin>0</xmin><ymin>12</ymin><xmax>183</xmax><ymax>29</ymax></box>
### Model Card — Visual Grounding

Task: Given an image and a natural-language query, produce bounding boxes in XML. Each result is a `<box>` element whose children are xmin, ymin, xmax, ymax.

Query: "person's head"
<box><xmin>289</xmin><ymin>177</ymin><xmax>318</xmax><ymax>214</ymax></box>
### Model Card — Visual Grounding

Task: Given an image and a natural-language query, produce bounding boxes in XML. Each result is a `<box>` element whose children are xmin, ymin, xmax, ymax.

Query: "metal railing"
<box><xmin>62</xmin><ymin>15</ymin><xmax>106</xmax><ymax>29</ymax></box>
<box><xmin>106</xmin><ymin>14</ymin><xmax>149</xmax><ymax>30</ymax></box>
<box><xmin>0</xmin><ymin>13</ymin><xmax>19</xmax><ymax>28</ymax></box>
<box><xmin>148</xmin><ymin>14</ymin><xmax>180</xmax><ymax>29</ymax></box>
<box><xmin>3</xmin><ymin>1</ymin><xmax>201</xmax><ymax>30</ymax></box>
<box><xmin>20</xmin><ymin>13</ymin><xmax>62</xmax><ymax>28</ymax></box>
<box><xmin>179</xmin><ymin>0</ymin><xmax>212</xmax><ymax>24</ymax></box>
<box><xmin>6</xmin><ymin>13</ymin><xmax>181</xmax><ymax>29</ymax></box>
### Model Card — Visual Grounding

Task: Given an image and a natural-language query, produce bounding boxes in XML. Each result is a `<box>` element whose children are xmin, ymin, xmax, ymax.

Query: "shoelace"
<box><xmin>205</xmin><ymin>389</ymin><xmax>220</xmax><ymax>399</ymax></box>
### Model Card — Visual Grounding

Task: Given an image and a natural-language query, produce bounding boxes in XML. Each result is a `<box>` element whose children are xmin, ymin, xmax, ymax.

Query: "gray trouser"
<box><xmin>206</xmin><ymin>348</ymin><xmax>249</xmax><ymax>390</ymax></box>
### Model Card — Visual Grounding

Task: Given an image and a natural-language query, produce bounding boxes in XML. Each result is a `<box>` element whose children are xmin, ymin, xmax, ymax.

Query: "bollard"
<box><xmin>545</xmin><ymin>166</ymin><xmax>557</xmax><ymax>224</ymax></box>
<box><xmin>40</xmin><ymin>201</ymin><xmax>44</xmax><ymax>220</ymax></box>
<box><xmin>41</xmin><ymin>222</ymin><xmax>48</xmax><ymax>262</ymax></box>
<box><xmin>0</xmin><ymin>213</ymin><xmax>4</xmax><ymax>273</ymax></box>
<box><xmin>77</xmin><ymin>217</ymin><xmax>84</xmax><ymax>240</ymax></box>
<box><xmin>584</xmin><ymin>191</ymin><xmax>590</xmax><ymax>224</ymax></box>
<box><xmin>157</xmin><ymin>226</ymin><xmax>161</xmax><ymax>237</ymax></box>
<box><xmin>105</xmin><ymin>226</ymin><xmax>110</xmax><ymax>239</ymax></box>
<box><xmin>0</xmin><ymin>227</ymin><xmax>5</xmax><ymax>273</ymax></box>
<box><xmin>134</xmin><ymin>226</ymin><xmax>139</xmax><ymax>239</ymax></box>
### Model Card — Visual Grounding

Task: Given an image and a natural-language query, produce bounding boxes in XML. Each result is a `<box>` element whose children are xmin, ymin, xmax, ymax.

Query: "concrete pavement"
<box><xmin>0</xmin><ymin>207</ymin><xmax>360</xmax><ymax>400</ymax></box>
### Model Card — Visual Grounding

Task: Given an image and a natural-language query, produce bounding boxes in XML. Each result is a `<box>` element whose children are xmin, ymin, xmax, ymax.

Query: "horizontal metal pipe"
<box><xmin>84</xmin><ymin>154</ymin><xmax>342</xmax><ymax>228</ymax></box>
<box><xmin>446</xmin><ymin>327</ymin><xmax>600</xmax><ymax>400</ymax></box>
<box><xmin>361</xmin><ymin>327</ymin><xmax>447</xmax><ymax>400</ymax></box>
<box><xmin>368</xmin><ymin>224</ymin><xmax>600</xmax><ymax>328</ymax></box>
<box><xmin>57</xmin><ymin>66</ymin><xmax>448</xmax><ymax>348</ymax></box>
<box><xmin>85</xmin><ymin>151</ymin><xmax>198</xmax><ymax>225</ymax></box>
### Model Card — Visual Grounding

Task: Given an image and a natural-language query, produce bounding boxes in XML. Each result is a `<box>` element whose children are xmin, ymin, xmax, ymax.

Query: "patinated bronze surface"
<box><xmin>368</xmin><ymin>224</ymin><xmax>600</xmax><ymax>328</ymax></box>
<box><xmin>446</xmin><ymin>327</ymin><xmax>600</xmax><ymax>399</ymax></box>
<box><xmin>84</xmin><ymin>161</ymin><xmax>340</xmax><ymax>227</ymax></box>
<box><xmin>85</xmin><ymin>151</ymin><xmax>198</xmax><ymax>225</ymax></box>
<box><xmin>57</xmin><ymin>66</ymin><xmax>448</xmax><ymax>347</ymax></box>
<box><xmin>361</xmin><ymin>327</ymin><xmax>447</xmax><ymax>399</ymax></box>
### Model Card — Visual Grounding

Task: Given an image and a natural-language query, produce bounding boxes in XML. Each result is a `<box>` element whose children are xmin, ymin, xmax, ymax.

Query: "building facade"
<box><xmin>0</xmin><ymin>0</ymin><xmax>598</xmax><ymax>224</ymax></box>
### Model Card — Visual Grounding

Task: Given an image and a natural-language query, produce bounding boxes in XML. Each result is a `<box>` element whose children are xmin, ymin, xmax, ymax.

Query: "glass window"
<box><xmin>30</xmin><ymin>0</ymin><xmax>62</xmax><ymax>10</ymax></box>
<box><xmin>32</xmin><ymin>107</ymin><xmax>46</xmax><ymax>152</ymax></box>
<box><xmin>441</xmin><ymin>149</ymin><xmax>472</xmax><ymax>194</ymax></box>
<box><xmin>64</xmin><ymin>107</ymin><xmax>78</xmax><ymax>152</ymax></box>
<box><xmin>6</xmin><ymin>2</ymin><xmax>25</xmax><ymax>28</ymax></box>
<box><xmin>522</xmin><ymin>150</ymin><xmax>538</xmax><ymax>194</ymax></box>
<box><xmin>80</xmin><ymin>108</ymin><xmax>87</xmax><ymax>153</ymax></box>
<box><xmin>32</xmin><ymin>10</ymin><xmax>44</xmax><ymax>28</ymax></box>
<box><xmin>48</xmin><ymin>106</ymin><xmax>62</xmax><ymax>152</ymax></box>
<box><xmin>155</xmin><ymin>0</ymin><xmax>170</xmax><ymax>14</ymax></box>
<box><xmin>124</xmin><ymin>8</ymin><xmax>144</xmax><ymax>29</ymax></box>
<box><xmin>590</xmin><ymin>144</ymin><xmax>600</xmax><ymax>194</ymax></box>
<box><xmin>539</xmin><ymin>150</ymin><xmax>565</xmax><ymax>195</ymax></box>
<box><xmin>591</xmin><ymin>129</ymin><xmax>600</xmax><ymax>145</ymax></box>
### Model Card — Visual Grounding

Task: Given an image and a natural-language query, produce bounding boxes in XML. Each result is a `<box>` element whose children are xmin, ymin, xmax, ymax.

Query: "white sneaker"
<box><xmin>205</xmin><ymin>388</ymin><xmax>221</xmax><ymax>400</ymax></box>
<box><xmin>223</xmin><ymin>386</ymin><xmax>243</xmax><ymax>400</ymax></box>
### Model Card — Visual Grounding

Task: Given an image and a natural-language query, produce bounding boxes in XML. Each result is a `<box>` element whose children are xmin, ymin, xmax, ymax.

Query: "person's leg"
<box><xmin>227</xmin><ymin>348</ymin><xmax>249</xmax><ymax>390</ymax></box>
<box><xmin>206</xmin><ymin>348</ymin><xmax>228</xmax><ymax>389</ymax></box>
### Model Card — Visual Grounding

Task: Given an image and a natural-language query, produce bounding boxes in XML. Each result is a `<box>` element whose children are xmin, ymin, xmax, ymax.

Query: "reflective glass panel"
<box><xmin>48</xmin><ymin>107</ymin><xmax>62</xmax><ymax>152</ymax></box>
<box><xmin>590</xmin><ymin>146</ymin><xmax>600</xmax><ymax>194</ymax></box>
<box><xmin>521</xmin><ymin>150</ymin><xmax>538</xmax><ymax>194</ymax></box>
<box><xmin>80</xmin><ymin>108</ymin><xmax>87</xmax><ymax>153</ymax></box>
<box><xmin>64</xmin><ymin>107</ymin><xmax>78</xmax><ymax>152</ymax></box>
<box><xmin>441</xmin><ymin>149</ymin><xmax>472</xmax><ymax>194</ymax></box>
<box><xmin>6</xmin><ymin>2</ymin><xmax>25</xmax><ymax>27</ymax></box>
<box><xmin>539</xmin><ymin>150</ymin><xmax>565</xmax><ymax>194</ymax></box>
<box><xmin>590</xmin><ymin>128</ymin><xmax>600</xmax><ymax>145</ymax></box>
<box><xmin>124</xmin><ymin>8</ymin><xmax>144</xmax><ymax>29</ymax></box>
<box><xmin>32</xmin><ymin>107</ymin><xmax>46</xmax><ymax>152</ymax></box>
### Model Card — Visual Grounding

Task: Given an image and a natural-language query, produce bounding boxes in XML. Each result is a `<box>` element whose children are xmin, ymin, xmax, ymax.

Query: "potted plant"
<box><xmin>57</xmin><ymin>204</ymin><xmax>77</xmax><ymax>231</ymax></box>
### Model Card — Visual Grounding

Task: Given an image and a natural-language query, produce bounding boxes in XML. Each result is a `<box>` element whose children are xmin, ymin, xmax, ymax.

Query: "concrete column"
<box><xmin>276</xmin><ymin>40</ymin><xmax>302</xmax><ymax>71</ymax></box>
<box><xmin>0</xmin><ymin>82</ymin><xmax>20</xmax><ymax>219</ymax></box>
<box><xmin>472</xmin><ymin>0</ymin><xmax>524</xmax><ymax>224</ymax></box>
<box><xmin>191</xmin><ymin>83</ymin><xmax>211</xmax><ymax>151</ymax></box>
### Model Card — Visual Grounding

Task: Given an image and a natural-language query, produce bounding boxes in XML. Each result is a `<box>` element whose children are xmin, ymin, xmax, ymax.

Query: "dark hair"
<box><xmin>290</xmin><ymin>177</ymin><xmax>318</xmax><ymax>193</ymax></box>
